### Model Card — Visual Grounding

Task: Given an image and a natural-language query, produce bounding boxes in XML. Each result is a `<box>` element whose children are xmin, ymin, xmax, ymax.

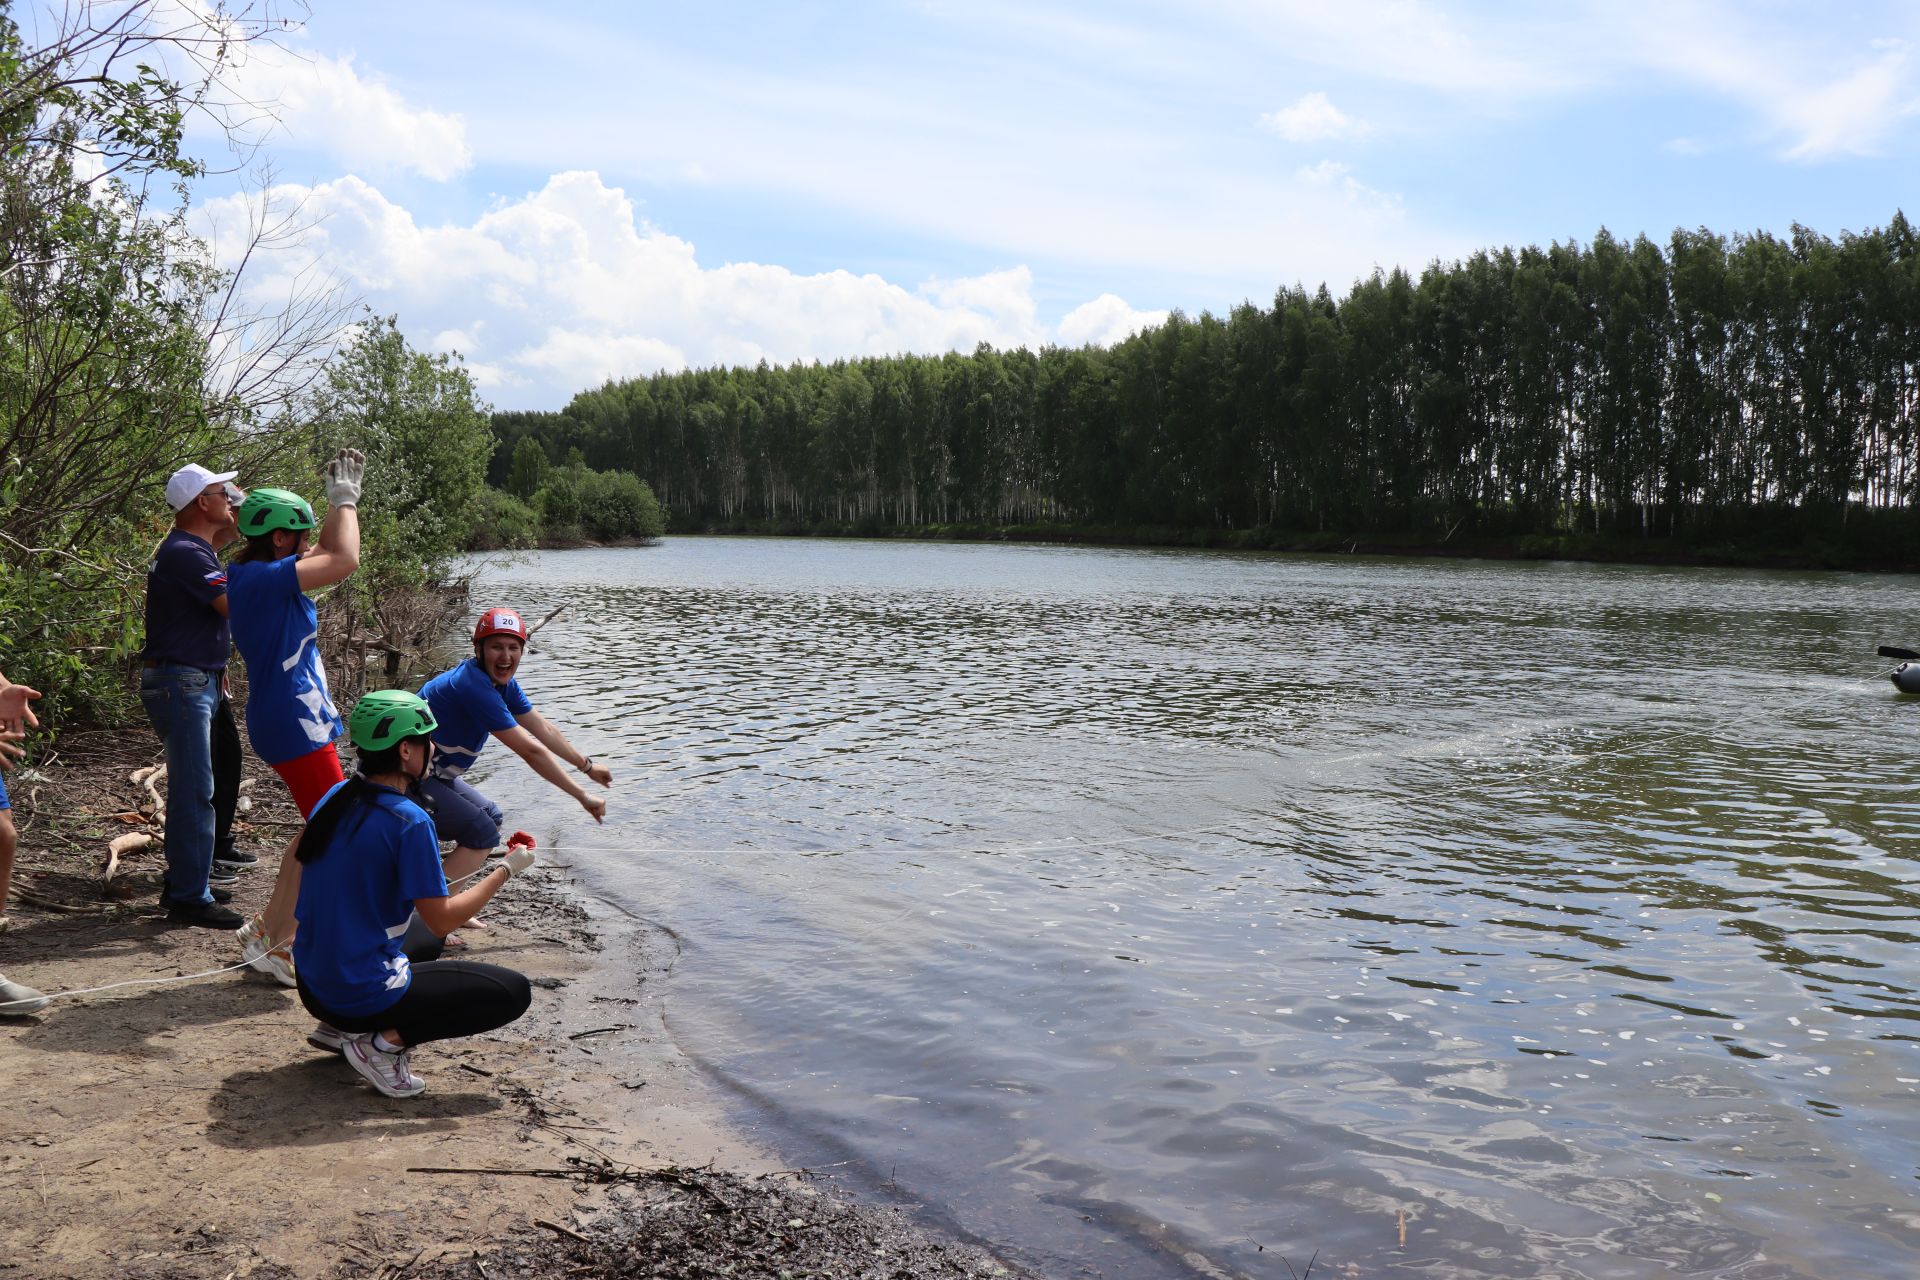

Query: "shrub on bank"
<box><xmin>578</xmin><ymin>469</ymin><xmax>665</xmax><ymax>541</ymax></box>
<box><xmin>462</xmin><ymin>468</ymin><xmax>666</xmax><ymax>550</ymax></box>
<box><xmin>465</xmin><ymin>488</ymin><xmax>541</xmax><ymax>550</ymax></box>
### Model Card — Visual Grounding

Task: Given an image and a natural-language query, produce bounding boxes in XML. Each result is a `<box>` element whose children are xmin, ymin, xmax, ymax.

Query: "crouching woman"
<box><xmin>293</xmin><ymin>690</ymin><xmax>534</xmax><ymax>1098</ymax></box>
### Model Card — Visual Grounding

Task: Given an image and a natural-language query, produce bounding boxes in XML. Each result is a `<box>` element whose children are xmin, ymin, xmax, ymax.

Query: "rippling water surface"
<box><xmin>461</xmin><ymin>538</ymin><xmax>1920</xmax><ymax>1279</ymax></box>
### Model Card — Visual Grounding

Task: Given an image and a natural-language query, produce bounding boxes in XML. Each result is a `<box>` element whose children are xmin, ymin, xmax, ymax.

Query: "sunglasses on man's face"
<box><xmin>201</xmin><ymin>483</ymin><xmax>245</xmax><ymax>507</ymax></box>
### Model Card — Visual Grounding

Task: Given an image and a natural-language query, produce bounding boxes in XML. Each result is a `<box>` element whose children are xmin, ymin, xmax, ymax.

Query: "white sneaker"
<box><xmin>0</xmin><ymin>974</ymin><xmax>48</xmax><ymax>1015</ymax></box>
<box><xmin>343</xmin><ymin>1034</ymin><xmax>426</xmax><ymax>1098</ymax></box>
<box><xmin>237</xmin><ymin>917</ymin><xmax>296</xmax><ymax>988</ymax></box>
<box><xmin>306</xmin><ymin>1022</ymin><xmax>348</xmax><ymax>1054</ymax></box>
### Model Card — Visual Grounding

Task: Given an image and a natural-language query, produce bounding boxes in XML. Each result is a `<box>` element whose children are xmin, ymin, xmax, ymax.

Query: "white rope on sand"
<box><xmin>1</xmin><ymin>955</ymin><xmax>261</xmax><ymax>1011</ymax></box>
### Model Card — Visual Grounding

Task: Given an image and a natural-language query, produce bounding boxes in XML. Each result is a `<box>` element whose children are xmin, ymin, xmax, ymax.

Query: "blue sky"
<box><xmin>177</xmin><ymin>0</ymin><xmax>1920</xmax><ymax>409</ymax></box>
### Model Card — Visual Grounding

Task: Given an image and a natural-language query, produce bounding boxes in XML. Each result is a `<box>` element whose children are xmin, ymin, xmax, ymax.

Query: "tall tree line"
<box><xmin>493</xmin><ymin>217</ymin><xmax>1920</xmax><ymax>547</ymax></box>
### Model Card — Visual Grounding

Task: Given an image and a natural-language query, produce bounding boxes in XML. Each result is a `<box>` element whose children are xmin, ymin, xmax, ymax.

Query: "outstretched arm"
<box><xmin>492</xmin><ymin>723</ymin><xmax>607</xmax><ymax>822</ymax></box>
<box><xmin>514</xmin><ymin>709</ymin><xmax>611</xmax><ymax>786</ymax></box>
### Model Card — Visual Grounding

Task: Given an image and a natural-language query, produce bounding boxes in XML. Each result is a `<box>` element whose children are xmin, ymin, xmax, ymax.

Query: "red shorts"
<box><xmin>271</xmin><ymin>743</ymin><xmax>346</xmax><ymax>819</ymax></box>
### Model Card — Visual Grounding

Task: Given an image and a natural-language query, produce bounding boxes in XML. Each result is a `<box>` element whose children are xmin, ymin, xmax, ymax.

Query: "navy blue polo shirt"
<box><xmin>140</xmin><ymin>530</ymin><xmax>230</xmax><ymax>670</ymax></box>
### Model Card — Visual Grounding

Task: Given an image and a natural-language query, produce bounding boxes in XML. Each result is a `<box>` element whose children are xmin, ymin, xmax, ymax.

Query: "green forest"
<box><xmin>492</xmin><ymin>218</ymin><xmax>1920</xmax><ymax>564</ymax></box>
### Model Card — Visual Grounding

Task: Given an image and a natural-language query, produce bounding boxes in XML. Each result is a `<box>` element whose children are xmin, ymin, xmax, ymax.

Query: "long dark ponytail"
<box><xmin>294</xmin><ymin>742</ymin><xmax>407</xmax><ymax>864</ymax></box>
<box><xmin>228</xmin><ymin>532</ymin><xmax>281</xmax><ymax>565</ymax></box>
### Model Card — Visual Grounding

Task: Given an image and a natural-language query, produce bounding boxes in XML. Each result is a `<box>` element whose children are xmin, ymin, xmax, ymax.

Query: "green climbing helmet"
<box><xmin>236</xmin><ymin>486</ymin><xmax>316</xmax><ymax>536</ymax></box>
<box><xmin>348</xmin><ymin>689</ymin><xmax>439</xmax><ymax>752</ymax></box>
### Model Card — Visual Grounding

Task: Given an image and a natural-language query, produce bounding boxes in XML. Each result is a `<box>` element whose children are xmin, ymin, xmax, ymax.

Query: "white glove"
<box><xmin>324</xmin><ymin>447</ymin><xmax>366</xmax><ymax>508</ymax></box>
<box><xmin>502</xmin><ymin>846</ymin><xmax>536</xmax><ymax>879</ymax></box>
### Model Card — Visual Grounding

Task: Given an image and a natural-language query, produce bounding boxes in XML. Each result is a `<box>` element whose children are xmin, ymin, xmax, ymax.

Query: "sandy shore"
<box><xmin>0</xmin><ymin>730</ymin><xmax>1031</xmax><ymax>1279</ymax></box>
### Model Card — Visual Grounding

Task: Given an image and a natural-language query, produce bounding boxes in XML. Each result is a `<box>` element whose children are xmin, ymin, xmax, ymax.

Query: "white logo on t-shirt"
<box><xmin>283</xmin><ymin>624</ymin><xmax>338</xmax><ymax>745</ymax></box>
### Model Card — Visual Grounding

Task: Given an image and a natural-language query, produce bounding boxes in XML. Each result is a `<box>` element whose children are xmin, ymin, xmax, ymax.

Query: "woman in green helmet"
<box><xmin>293</xmin><ymin>689</ymin><xmax>535</xmax><ymax>1098</ymax></box>
<box><xmin>224</xmin><ymin>449</ymin><xmax>366</xmax><ymax>985</ymax></box>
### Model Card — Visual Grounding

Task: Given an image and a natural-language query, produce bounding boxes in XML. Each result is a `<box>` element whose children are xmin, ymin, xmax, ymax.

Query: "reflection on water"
<box><xmin>463</xmin><ymin>539</ymin><xmax>1920</xmax><ymax>1278</ymax></box>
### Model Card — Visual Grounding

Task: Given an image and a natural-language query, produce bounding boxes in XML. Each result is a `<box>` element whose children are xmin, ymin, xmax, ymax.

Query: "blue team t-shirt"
<box><xmin>420</xmin><ymin>656</ymin><xmax>533</xmax><ymax>778</ymax></box>
<box><xmin>140</xmin><ymin>530</ymin><xmax>230</xmax><ymax>670</ymax></box>
<box><xmin>293</xmin><ymin>781</ymin><xmax>448</xmax><ymax>1017</ymax></box>
<box><xmin>226</xmin><ymin>555</ymin><xmax>343</xmax><ymax>765</ymax></box>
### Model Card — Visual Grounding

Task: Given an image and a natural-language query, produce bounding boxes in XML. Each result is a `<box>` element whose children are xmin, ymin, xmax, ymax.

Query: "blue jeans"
<box><xmin>139</xmin><ymin>664</ymin><xmax>220</xmax><ymax>906</ymax></box>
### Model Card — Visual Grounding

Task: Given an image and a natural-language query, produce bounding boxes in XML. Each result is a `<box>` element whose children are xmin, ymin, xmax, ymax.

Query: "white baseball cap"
<box><xmin>165</xmin><ymin>463</ymin><xmax>240</xmax><ymax>512</ymax></box>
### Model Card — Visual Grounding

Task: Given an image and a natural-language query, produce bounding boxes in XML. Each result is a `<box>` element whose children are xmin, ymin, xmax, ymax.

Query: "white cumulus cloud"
<box><xmin>245</xmin><ymin>51</ymin><xmax>472</xmax><ymax>180</ymax></box>
<box><xmin>1058</xmin><ymin>295</ymin><xmax>1170</xmax><ymax>348</ymax></box>
<box><xmin>1260</xmin><ymin>91</ymin><xmax>1369</xmax><ymax>143</ymax></box>
<box><xmin>920</xmin><ymin>267</ymin><xmax>1042</xmax><ymax>335</ymax></box>
<box><xmin>194</xmin><ymin>171</ymin><xmax>1164</xmax><ymax>407</ymax></box>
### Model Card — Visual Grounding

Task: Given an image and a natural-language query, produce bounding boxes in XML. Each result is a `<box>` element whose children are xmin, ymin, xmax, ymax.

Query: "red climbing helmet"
<box><xmin>473</xmin><ymin>606</ymin><xmax>530</xmax><ymax>646</ymax></box>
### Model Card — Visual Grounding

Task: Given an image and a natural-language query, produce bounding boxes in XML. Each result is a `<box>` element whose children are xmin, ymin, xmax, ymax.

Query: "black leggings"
<box><xmin>212</xmin><ymin>695</ymin><xmax>241</xmax><ymax>853</ymax></box>
<box><xmin>297</xmin><ymin>922</ymin><xmax>532</xmax><ymax>1047</ymax></box>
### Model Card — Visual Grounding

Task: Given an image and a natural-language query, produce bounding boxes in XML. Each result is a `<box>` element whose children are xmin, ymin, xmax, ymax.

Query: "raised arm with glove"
<box><xmin>324</xmin><ymin>447</ymin><xmax>365</xmax><ymax>508</ymax></box>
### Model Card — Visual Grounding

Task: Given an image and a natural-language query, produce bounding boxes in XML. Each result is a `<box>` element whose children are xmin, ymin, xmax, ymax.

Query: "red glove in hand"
<box><xmin>505</xmin><ymin>830</ymin><xmax>537</xmax><ymax>851</ymax></box>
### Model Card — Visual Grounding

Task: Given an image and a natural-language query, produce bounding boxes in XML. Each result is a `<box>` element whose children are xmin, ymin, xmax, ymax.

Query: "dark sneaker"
<box><xmin>162</xmin><ymin>899</ymin><xmax>245</xmax><ymax>929</ymax></box>
<box><xmin>208</xmin><ymin>863</ymin><xmax>238</xmax><ymax>886</ymax></box>
<box><xmin>213</xmin><ymin>847</ymin><xmax>258</xmax><ymax>872</ymax></box>
<box><xmin>160</xmin><ymin>885</ymin><xmax>233</xmax><ymax>905</ymax></box>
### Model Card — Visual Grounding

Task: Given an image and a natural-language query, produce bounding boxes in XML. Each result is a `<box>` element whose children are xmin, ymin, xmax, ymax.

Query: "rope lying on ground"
<box><xmin>1</xmin><ymin>954</ymin><xmax>261</xmax><ymax>1011</ymax></box>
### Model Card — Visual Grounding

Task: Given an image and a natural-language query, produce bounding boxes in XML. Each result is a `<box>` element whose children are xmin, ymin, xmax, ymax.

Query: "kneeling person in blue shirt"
<box><xmin>419</xmin><ymin>607</ymin><xmax>609</xmax><ymax>896</ymax></box>
<box><xmin>293</xmin><ymin>690</ymin><xmax>534</xmax><ymax>1098</ymax></box>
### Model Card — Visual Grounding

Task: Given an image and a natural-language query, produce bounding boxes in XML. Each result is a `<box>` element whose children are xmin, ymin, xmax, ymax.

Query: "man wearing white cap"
<box><xmin>140</xmin><ymin>463</ymin><xmax>248</xmax><ymax>927</ymax></box>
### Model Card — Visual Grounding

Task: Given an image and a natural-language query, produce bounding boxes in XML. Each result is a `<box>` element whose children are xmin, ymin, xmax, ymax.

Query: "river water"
<box><xmin>459</xmin><ymin>538</ymin><xmax>1920</xmax><ymax>1279</ymax></box>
